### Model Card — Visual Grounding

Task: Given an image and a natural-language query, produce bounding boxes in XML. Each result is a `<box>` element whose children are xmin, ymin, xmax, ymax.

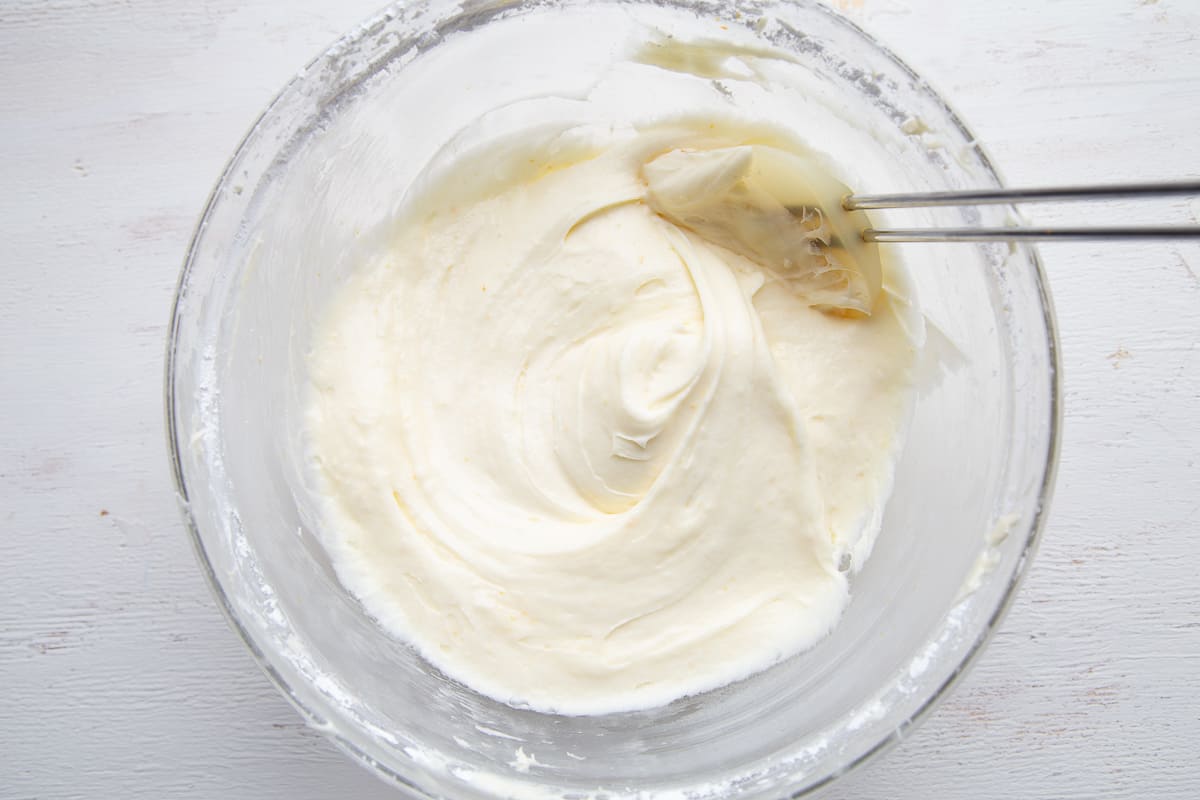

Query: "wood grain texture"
<box><xmin>1</xmin><ymin>0</ymin><xmax>1197</xmax><ymax>798</ymax></box>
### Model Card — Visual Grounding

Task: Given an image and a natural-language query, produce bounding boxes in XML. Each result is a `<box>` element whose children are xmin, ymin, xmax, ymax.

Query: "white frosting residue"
<box><xmin>510</xmin><ymin>747</ymin><xmax>543</xmax><ymax>774</ymax></box>
<box><xmin>956</xmin><ymin>513</ymin><xmax>1020</xmax><ymax>603</ymax></box>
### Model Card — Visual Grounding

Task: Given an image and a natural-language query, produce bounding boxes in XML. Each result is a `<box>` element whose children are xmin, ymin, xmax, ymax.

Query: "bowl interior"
<box><xmin>168</xmin><ymin>1</ymin><xmax>1058</xmax><ymax>797</ymax></box>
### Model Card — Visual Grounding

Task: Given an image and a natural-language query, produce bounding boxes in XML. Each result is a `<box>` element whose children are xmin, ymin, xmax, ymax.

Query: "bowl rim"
<box><xmin>164</xmin><ymin>0</ymin><xmax>1062</xmax><ymax>796</ymax></box>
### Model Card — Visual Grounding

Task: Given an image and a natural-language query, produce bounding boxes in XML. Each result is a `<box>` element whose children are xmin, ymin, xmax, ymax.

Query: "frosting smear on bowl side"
<box><xmin>305</xmin><ymin>119</ymin><xmax>920</xmax><ymax>715</ymax></box>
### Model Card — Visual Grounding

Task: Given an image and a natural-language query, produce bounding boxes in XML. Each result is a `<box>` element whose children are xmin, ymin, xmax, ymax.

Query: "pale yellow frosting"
<box><xmin>305</xmin><ymin>121</ymin><xmax>920</xmax><ymax>714</ymax></box>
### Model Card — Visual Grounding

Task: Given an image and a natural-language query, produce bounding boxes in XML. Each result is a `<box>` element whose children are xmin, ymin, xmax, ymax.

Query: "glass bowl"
<box><xmin>166</xmin><ymin>0</ymin><xmax>1060</xmax><ymax>797</ymax></box>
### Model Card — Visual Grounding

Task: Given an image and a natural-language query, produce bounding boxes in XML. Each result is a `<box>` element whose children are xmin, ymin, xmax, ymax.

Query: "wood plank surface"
<box><xmin>2</xmin><ymin>1</ymin><xmax>1197</xmax><ymax>797</ymax></box>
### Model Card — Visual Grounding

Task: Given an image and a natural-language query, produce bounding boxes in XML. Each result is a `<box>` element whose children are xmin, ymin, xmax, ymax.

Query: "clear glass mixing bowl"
<box><xmin>166</xmin><ymin>1</ymin><xmax>1060</xmax><ymax>797</ymax></box>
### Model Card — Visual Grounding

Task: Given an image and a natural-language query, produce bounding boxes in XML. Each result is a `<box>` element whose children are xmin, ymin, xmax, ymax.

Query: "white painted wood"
<box><xmin>2</xmin><ymin>0</ymin><xmax>1197</xmax><ymax>797</ymax></box>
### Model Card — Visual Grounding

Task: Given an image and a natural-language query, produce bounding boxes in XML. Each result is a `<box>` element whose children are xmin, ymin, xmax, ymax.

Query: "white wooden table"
<box><xmin>3</xmin><ymin>1</ymin><xmax>1198</xmax><ymax>797</ymax></box>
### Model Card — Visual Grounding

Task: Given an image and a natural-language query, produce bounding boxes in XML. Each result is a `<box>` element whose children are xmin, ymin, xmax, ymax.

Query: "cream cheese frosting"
<box><xmin>305</xmin><ymin>120</ymin><xmax>921</xmax><ymax>714</ymax></box>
